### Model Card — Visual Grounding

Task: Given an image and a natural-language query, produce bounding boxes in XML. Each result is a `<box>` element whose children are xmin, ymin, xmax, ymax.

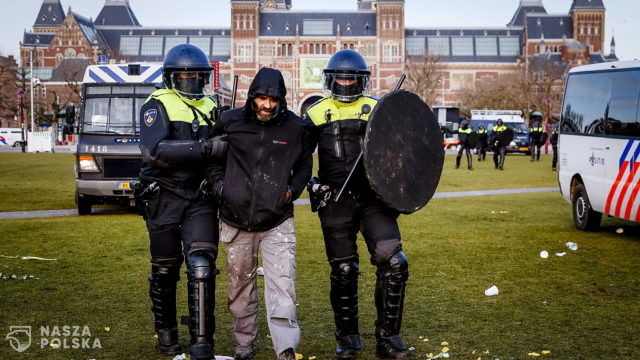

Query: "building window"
<box><xmin>189</xmin><ymin>36</ymin><xmax>211</xmax><ymax>55</ymax></box>
<box><xmin>237</xmin><ymin>43</ymin><xmax>253</xmax><ymax>63</ymax></box>
<box><xmin>322</xmin><ymin>43</ymin><xmax>327</xmax><ymax>54</ymax></box>
<box><xmin>281</xmin><ymin>43</ymin><xmax>293</xmax><ymax>57</ymax></box>
<box><xmin>427</xmin><ymin>37</ymin><xmax>449</xmax><ymax>56</ymax></box>
<box><xmin>475</xmin><ymin>37</ymin><xmax>497</xmax><ymax>56</ymax></box>
<box><xmin>140</xmin><ymin>36</ymin><xmax>163</xmax><ymax>56</ymax></box>
<box><xmin>451</xmin><ymin>37</ymin><xmax>473</xmax><ymax>56</ymax></box>
<box><xmin>360</xmin><ymin>42</ymin><xmax>376</xmax><ymax>57</ymax></box>
<box><xmin>383</xmin><ymin>41</ymin><xmax>399</xmax><ymax>62</ymax></box>
<box><xmin>259</xmin><ymin>43</ymin><xmax>275</xmax><ymax>57</ymax></box>
<box><xmin>212</xmin><ymin>36</ymin><xmax>230</xmax><ymax>56</ymax></box>
<box><xmin>64</xmin><ymin>48</ymin><xmax>76</xmax><ymax>57</ymax></box>
<box><xmin>498</xmin><ymin>37</ymin><xmax>520</xmax><ymax>56</ymax></box>
<box><xmin>405</xmin><ymin>36</ymin><xmax>425</xmax><ymax>56</ymax></box>
<box><xmin>303</xmin><ymin>20</ymin><xmax>333</xmax><ymax>35</ymax></box>
<box><xmin>164</xmin><ymin>36</ymin><xmax>188</xmax><ymax>54</ymax></box>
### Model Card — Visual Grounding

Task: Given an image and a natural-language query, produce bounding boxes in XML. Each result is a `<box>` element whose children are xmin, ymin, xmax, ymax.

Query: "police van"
<box><xmin>75</xmin><ymin>63</ymin><xmax>161</xmax><ymax>215</ymax></box>
<box><xmin>558</xmin><ymin>60</ymin><xmax>640</xmax><ymax>230</ymax></box>
<box><xmin>470</xmin><ymin>110</ymin><xmax>530</xmax><ymax>153</ymax></box>
<box><xmin>0</xmin><ymin>128</ymin><xmax>25</xmax><ymax>147</ymax></box>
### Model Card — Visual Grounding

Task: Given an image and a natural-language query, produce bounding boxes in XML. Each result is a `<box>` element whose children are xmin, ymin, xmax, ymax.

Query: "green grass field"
<box><xmin>0</xmin><ymin>153</ymin><xmax>638</xmax><ymax>360</ymax></box>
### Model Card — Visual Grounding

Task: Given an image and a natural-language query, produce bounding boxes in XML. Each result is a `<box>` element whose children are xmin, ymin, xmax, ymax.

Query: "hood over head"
<box><xmin>245</xmin><ymin>67</ymin><xmax>288</xmax><ymax>119</ymax></box>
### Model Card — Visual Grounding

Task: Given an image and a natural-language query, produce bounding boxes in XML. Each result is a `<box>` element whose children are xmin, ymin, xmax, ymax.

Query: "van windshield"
<box><xmin>81</xmin><ymin>85</ymin><xmax>154</xmax><ymax>135</ymax></box>
<box><xmin>472</xmin><ymin>121</ymin><xmax>528</xmax><ymax>134</ymax></box>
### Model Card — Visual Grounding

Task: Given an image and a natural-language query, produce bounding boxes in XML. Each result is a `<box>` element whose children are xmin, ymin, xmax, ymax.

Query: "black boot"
<box><xmin>149</xmin><ymin>263</ymin><xmax>181</xmax><ymax>356</ymax></box>
<box><xmin>499</xmin><ymin>152</ymin><xmax>505</xmax><ymax>170</ymax></box>
<box><xmin>187</xmin><ymin>252</ymin><xmax>217</xmax><ymax>360</ymax></box>
<box><xmin>455</xmin><ymin>156</ymin><xmax>461</xmax><ymax>169</ymax></box>
<box><xmin>466</xmin><ymin>152</ymin><xmax>473</xmax><ymax>170</ymax></box>
<box><xmin>375</xmin><ymin>252</ymin><xmax>410</xmax><ymax>360</ymax></box>
<box><xmin>330</xmin><ymin>260</ymin><xmax>361</xmax><ymax>360</ymax></box>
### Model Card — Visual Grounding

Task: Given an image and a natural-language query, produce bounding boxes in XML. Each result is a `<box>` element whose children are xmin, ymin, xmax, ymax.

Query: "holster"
<box><xmin>307</xmin><ymin>177</ymin><xmax>332</xmax><ymax>212</ymax></box>
<box><xmin>133</xmin><ymin>181</ymin><xmax>159</xmax><ymax>218</ymax></box>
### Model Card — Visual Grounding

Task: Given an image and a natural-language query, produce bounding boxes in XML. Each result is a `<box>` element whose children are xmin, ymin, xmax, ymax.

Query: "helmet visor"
<box><xmin>170</xmin><ymin>71</ymin><xmax>213</xmax><ymax>100</ymax></box>
<box><xmin>323</xmin><ymin>72</ymin><xmax>370</xmax><ymax>102</ymax></box>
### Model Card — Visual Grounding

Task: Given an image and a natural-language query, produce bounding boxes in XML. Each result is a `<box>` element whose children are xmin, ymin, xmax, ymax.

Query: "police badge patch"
<box><xmin>144</xmin><ymin>109</ymin><xmax>158</xmax><ymax>127</ymax></box>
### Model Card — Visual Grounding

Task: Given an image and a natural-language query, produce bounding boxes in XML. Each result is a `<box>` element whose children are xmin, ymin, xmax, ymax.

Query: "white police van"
<box><xmin>75</xmin><ymin>63</ymin><xmax>161</xmax><ymax>215</ymax></box>
<box><xmin>470</xmin><ymin>110</ymin><xmax>530</xmax><ymax>153</ymax></box>
<box><xmin>0</xmin><ymin>128</ymin><xmax>25</xmax><ymax>147</ymax></box>
<box><xmin>558</xmin><ymin>60</ymin><xmax>640</xmax><ymax>230</ymax></box>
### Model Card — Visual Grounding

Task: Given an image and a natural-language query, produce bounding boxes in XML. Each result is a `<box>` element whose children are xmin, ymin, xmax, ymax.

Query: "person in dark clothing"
<box><xmin>138</xmin><ymin>43</ymin><xmax>227</xmax><ymax>360</ymax></box>
<box><xmin>529</xmin><ymin>120</ymin><xmax>544</xmax><ymax>161</ymax></box>
<box><xmin>444</xmin><ymin>119</ymin><xmax>474</xmax><ymax>170</ymax></box>
<box><xmin>476</xmin><ymin>124</ymin><xmax>489</xmax><ymax>161</ymax></box>
<box><xmin>305</xmin><ymin>49</ymin><xmax>410</xmax><ymax>360</ymax></box>
<box><xmin>550</xmin><ymin>124</ymin><xmax>559</xmax><ymax>170</ymax></box>
<box><xmin>209</xmin><ymin>67</ymin><xmax>312</xmax><ymax>360</ymax></box>
<box><xmin>490</xmin><ymin>118</ymin><xmax>508</xmax><ymax>170</ymax></box>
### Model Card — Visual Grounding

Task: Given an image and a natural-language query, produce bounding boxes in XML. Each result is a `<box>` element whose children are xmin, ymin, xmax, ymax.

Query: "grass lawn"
<box><xmin>0</xmin><ymin>152</ymin><xmax>638</xmax><ymax>359</ymax></box>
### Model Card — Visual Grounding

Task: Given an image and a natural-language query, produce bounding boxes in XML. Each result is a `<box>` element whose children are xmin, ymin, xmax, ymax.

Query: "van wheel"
<box><xmin>13</xmin><ymin>141</ymin><xmax>21</xmax><ymax>147</ymax></box>
<box><xmin>77</xmin><ymin>194</ymin><xmax>92</xmax><ymax>215</ymax></box>
<box><xmin>572</xmin><ymin>183</ymin><xmax>601</xmax><ymax>231</ymax></box>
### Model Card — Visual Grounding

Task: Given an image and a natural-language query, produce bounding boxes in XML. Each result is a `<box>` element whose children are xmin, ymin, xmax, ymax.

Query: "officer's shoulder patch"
<box><xmin>144</xmin><ymin>109</ymin><xmax>158</xmax><ymax>127</ymax></box>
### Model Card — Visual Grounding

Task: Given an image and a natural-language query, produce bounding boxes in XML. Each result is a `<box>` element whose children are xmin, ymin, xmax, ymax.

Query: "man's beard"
<box><xmin>255</xmin><ymin>105</ymin><xmax>275</xmax><ymax>122</ymax></box>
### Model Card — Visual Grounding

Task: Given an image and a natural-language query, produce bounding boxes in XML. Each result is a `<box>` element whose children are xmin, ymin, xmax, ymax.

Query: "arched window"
<box><xmin>321</xmin><ymin>43</ymin><xmax>327</xmax><ymax>54</ymax></box>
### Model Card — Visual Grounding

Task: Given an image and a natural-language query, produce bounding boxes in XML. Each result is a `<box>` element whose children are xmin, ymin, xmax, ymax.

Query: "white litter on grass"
<box><xmin>565</xmin><ymin>242</ymin><xmax>578</xmax><ymax>251</ymax></box>
<box><xmin>172</xmin><ymin>354</ymin><xmax>233</xmax><ymax>360</ymax></box>
<box><xmin>539</xmin><ymin>251</ymin><xmax>549</xmax><ymax>259</ymax></box>
<box><xmin>555</xmin><ymin>252</ymin><xmax>567</xmax><ymax>257</ymax></box>
<box><xmin>616</xmin><ymin>228</ymin><xmax>624</xmax><ymax>234</ymax></box>
<box><xmin>484</xmin><ymin>285</ymin><xmax>499</xmax><ymax>296</ymax></box>
<box><xmin>257</xmin><ymin>267</ymin><xmax>264</xmax><ymax>276</ymax></box>
<box><xmin>427</xmin><ymin>351</ymin><xmax>450</xmax><ymax>359</ymax></box>
<box><xmin>0</xmin><ymin>273</ymin><xmax>38</xmax><ymax>280</ymax></box>
<box><xmin>0</xmin><ymin>255</ymin><xmax>58</xmax><ymax>261</ymax></box>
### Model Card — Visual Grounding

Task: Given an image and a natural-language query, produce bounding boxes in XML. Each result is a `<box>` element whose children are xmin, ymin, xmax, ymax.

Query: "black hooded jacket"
<box><xmin>209</xmin><ymin>68</ymin><xmax>313</xmax><ymax>231</ymax></box>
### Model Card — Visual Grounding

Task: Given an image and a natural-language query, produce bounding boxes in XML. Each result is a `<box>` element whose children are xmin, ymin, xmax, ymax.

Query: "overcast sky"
<box><xmin>1</xmin><ymin>0</ymin><xmax>637</xmax><ymax>64</ymax></box>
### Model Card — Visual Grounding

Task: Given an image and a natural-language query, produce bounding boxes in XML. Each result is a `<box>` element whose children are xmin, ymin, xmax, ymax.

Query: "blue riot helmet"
<box><xmin>533</xmin><ymin>120</ymin><xmax>541</xmax><ymax>127</ymax></box>
<box><xmin>163</xmin><ymin>44</ymin><xmax>213</xmax><ymax>100</ymax></box>
<box><xmin>496</xmin><ymin>118</ymin><xmax>504</xmax><ymax>126</ymax></box>
<box><xmin>324</xmin><ymin>49</ymin><xmax>370</xmax><ymax>103</ymax></box>
<box><xmin>460</xmin><ymin>119</ymin><xmax>469</xmax><ymax>129</ymax></box>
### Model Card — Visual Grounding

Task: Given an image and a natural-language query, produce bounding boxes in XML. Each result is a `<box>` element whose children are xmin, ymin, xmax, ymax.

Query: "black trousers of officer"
<box><xmin>145</xmin><ymin>189</ymin><xmax>219</xmax><ymax>349</ymax></box>
<box><xmin>552</xmin><ymin>144</ymin><xmax>558</xmax><ymax>170</ymax></box>
<box><xmin>318</xmin><ymin>193</ymin><xmax>408</xmax><ymax>352</ymax></box>
<box><xmin>477</xmin><ymin>143</ymin><xmax>487</xmax><ymax>161</ymax></box>
<box><xmin>531</xmin><ymin>142</ymin><xmax>542</xmax><ymax>161</ymax></box>
<box><xmin>456</xmin><ymin>145</ymin><xmax>473</xmax><ymax>169</ymax></box>
<box><xmin>493</xmin><ymin>144</ymin><xmax>507</xmax><ymax>169</ymax></box>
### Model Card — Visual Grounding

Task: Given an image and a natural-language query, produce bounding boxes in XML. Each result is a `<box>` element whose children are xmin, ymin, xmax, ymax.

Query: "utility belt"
<box><xmin>133</xmin><ymin>181</ymin><xmax>160</xmax><ymax>219</ymax></box>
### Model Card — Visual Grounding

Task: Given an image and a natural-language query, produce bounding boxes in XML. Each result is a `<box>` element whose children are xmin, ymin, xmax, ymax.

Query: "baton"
<box><xmin>334</xmin><ymin>74</ymin><xmax>407</xmax><ymax>202</ymax></box>
<box><xmin>231</xmin><ymin>75</ymin><xmax>238</xmax><ymax>108</ymax></box>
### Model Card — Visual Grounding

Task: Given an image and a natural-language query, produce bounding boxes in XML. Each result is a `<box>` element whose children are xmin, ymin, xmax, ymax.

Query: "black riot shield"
<box><xmin>363</xmin><ymin>90</ymin><xmax>444</xmax><ymax>214</ymax></box>
<box><xmin>537</xmin><ymin>132</ymin><xmax>549</xmax><ymax>146</ymax></box>
<box><xmin>496</xmin><ymin>128</ymin><xmax>514</xmax><ymax>147</ymax></box>
<box><xmin>465</xmin><ymin>132</ymin><xmax>479</xmax><ymax>148</ymax></box>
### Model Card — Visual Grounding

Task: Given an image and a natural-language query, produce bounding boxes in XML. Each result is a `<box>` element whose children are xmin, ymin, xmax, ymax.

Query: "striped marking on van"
<box><xmin>605</xmin><ymin>139</ymin><xmax>640</xmax><ymax>221</ymax></box>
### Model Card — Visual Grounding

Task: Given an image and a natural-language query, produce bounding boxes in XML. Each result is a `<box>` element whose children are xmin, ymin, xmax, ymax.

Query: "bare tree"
<box><xmin>404</xmin><ymin>55</ymin><xmax>443</xmax><ymax>106</ymax></box>
<box><xmin>0</xmin><ymin>56</ymin><xmax>19</xmax><ymax>125</ymax></box>
<box><xmin>458</xmin><ymin>56</ymin><xmax>565</xmax><ymax>120</ymax></box>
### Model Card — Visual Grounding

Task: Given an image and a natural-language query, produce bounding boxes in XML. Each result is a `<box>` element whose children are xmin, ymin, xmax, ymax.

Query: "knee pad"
<box><xmin>187</xmin><ymin>242</ymin><xmax>218</xmax><ymax>281</ymax></box>
<box><xmin>150</xmin><ymin>256</ymin><xmax>182</xmax><ymax>283</ymax></box>
<box><xmin>378</xmin><ymin>251</ymin><xmax>408</xmax><ymax>283</ymax></box>
<box><xmin>330</xmin><ymin>259</ymin><xmax>360</xmax><ymax>283</ymax></box>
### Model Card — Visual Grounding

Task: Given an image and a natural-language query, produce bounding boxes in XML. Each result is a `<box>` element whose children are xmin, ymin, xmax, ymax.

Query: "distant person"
<box><xmin>209</xmin><ymin>67</ymin><xmax>312</xmax><ymax>360</ymax></box>
<box><xmin>550</xmin><ymin>124</ymin><xmax>559</xmax><ymax>171</ymax></box>
<box><xmin>476</xmin><ymin>124</ymin><xmax>488</xmax><ymax>161</ymax></box>
<box><xmin>490</xmin><ymin>118</ymin><xmax>508</xmax><ymax>170</ymax></box>
<box><xmin>443</xmin><ymin>119</ymin><xmax>474</xmax><ymax>170</ymax></box>
<box><xmin>529</xmin><ymin>120</ymin><xmax>544</xmax><ymax>161</ymax></box>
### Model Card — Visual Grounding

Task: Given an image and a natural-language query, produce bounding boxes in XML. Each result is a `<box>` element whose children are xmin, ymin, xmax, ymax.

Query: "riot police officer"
<box><xmin>476</xmin><ymin>124</ymin><xmax>488</xmax><ymax>161</ymax></box>
<box><xmin>550</xmin><ymin>124</ymin><xmax>559</xmax><ymax>170</ymax></box>
<box><xmin>490</xmin><ymin>118</ymin><xmax>508</xmax><ymax>170</ymax></box>
<box><xmin>305</xmin><ymin>49</ymin><xmax>410</xmax><ymax>360</ymax></box>
<box><xmin>529</xmin><ymin>120</ymin><xmax>544</xmax><ymax>161</ymax></box>
<box><xmin>454</xmin><ymin>120</ymin><xmax>474</xmax><ymax>170</ymax></box>
<box><xmin>138</xmin><ymin>43</ymin><xmax>227</xmax><ymax>360</ymax></box>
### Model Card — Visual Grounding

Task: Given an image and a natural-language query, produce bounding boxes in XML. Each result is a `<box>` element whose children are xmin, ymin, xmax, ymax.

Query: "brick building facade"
<box><xmin>19</xmin><ymin>0</ymin><xmax>617</xmax><ymax>116</ymax></box>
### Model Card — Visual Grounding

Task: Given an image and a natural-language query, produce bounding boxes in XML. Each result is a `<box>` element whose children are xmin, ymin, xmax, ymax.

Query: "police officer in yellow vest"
<box><xmin>476</xmin><ymin>125</ymin><xmax>489</xmax><ymax>161</ymax></box>
<box><xmin>138</xmin><ymin>44</ymin><xmax>227</xmax><ymax>360</ymax></box>
<box><xmin>455</xmin><ymin>119</ymin><xmax>474</xmax><ymax>170</ymax></box>
<box><xmin>490</xmin><ymin>118</ymin><xmax>508</xmax><ymax>170</ymax></box>
<box><xmin>529</xmin><ymin>120</ymin><xmax>544</xmax><ymax>161</ymax></box>
<box><xmin>305</xmin><ymin>50</ymin><xmax>410</xmax><ymax>360</ymax></box>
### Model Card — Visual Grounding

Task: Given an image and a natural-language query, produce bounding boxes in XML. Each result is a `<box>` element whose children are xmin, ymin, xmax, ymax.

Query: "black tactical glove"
<box><xmin>202</xmin><ymin>135</ymin><xmax>228</xmax><ymax>160</ymax></box>
<box><xmin>307</xmin><ymin>177</ymin><xmax>331</xmax><ymax>212</ymax></box>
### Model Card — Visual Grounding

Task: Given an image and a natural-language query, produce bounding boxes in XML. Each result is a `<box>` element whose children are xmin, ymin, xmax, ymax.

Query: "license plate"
<box><xmin>118</xmin><ymin>182</ymin><xmax>131</xmax><ymax>190</ymax></box>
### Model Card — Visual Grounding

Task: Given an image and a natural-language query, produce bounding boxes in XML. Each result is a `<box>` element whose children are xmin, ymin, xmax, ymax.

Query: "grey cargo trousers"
<box><xmin>221</xmin><ymin>217</ymin><xmax>300</xmax><ymax>355</ymax></box>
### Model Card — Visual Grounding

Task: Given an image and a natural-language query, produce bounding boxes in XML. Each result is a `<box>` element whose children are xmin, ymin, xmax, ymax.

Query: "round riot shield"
<box><xmin>465</xmin><ymin>132</ymin><xmax>479</xmax><ymax>148</ymax></box>
<box><xmin>496</xmin><ymin>128</ymin><xmax>514</xmax><ymax>147</ymax></box>
<box><xmin>363</xmin><ymin>90</ymin><xmax>444</xmax><ymax>214</ymax></box>
<box><xmin>537</xmin><ymin>132</ymin><xmax>549</xmax><ymax>146</ymax></box>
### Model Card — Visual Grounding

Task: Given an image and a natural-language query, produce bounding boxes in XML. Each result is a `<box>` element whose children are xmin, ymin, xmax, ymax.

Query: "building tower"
<box><xmin>230</xmin><ymin>0</ymin><xmax>260</xmax><ymax>104</ymax></box>
<box><xmin>375</xmin><ymin>0</ymin><xmax>405</xmax><ymax>95</ymax></box>
<box><xmin>570</xmin><ymin>0</ymin><xmax>605</xmax><ymax>53</ymax></box>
